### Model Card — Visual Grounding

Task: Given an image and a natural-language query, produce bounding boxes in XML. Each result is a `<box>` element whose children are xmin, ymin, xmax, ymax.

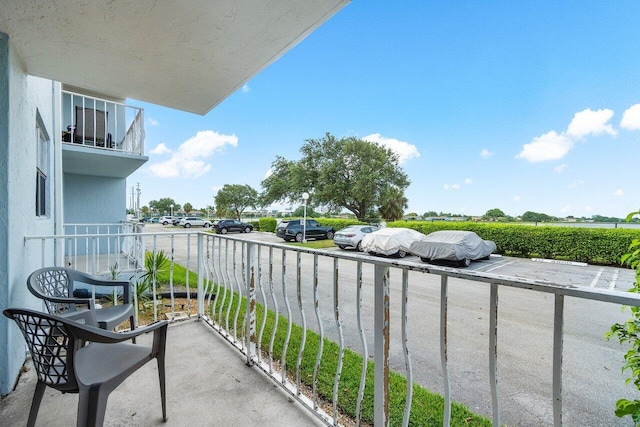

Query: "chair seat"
<box><xmin>75</xmin><ymin>342</ymin><xmax>151</xmax><ymax>385</ymax></box>
<box><xmin>95</xmin><ymin>304</ymin><xmax>135</xmax><ymax>330</ymax></box>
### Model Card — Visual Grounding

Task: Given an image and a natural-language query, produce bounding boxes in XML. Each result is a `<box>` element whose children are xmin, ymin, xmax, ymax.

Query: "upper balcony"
<box><xmin>61</xmin><ymin>89</ymin><xmax>148</xmax><ymax>179</ymax></box>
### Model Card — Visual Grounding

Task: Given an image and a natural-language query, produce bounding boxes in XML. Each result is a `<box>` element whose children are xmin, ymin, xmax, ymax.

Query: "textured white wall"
<box><xmin>0</xmin><ymin>34</ymin><xmax>57</xmax><ymax>395</ymax></box>
<box><xmin>63</xmin><ymin>173</ymin><xmax>126</xmax><ymax>224</ymax></box>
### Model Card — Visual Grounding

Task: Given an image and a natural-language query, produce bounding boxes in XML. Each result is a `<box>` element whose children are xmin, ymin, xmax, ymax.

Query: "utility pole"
<box><xmin>136</xmin><ymin>182</ymin><xmax>141</xmax><ymax>218</ymax></box>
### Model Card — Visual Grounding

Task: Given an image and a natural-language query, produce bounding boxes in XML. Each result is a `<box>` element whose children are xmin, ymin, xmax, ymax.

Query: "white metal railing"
<box><xmin>61</xmin><ymin>90</ymin><xmax>144</xmax><ymax>155</ymax></box>
<box><xmin>22</xmin><ymin>230</ymin><xmax>640</xmax><ymax>426</ymax></box>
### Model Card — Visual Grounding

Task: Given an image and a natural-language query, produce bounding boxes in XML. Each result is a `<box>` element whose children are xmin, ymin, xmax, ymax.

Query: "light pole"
<box><xmin>170</xmin><ymin>204</ymin><xmax>174</xmax><ymax>217</ymax></box>
<box><xmin>302</xmin><ymin>192</ymin><xmax>309</xmax><ymax>243</ymax></box>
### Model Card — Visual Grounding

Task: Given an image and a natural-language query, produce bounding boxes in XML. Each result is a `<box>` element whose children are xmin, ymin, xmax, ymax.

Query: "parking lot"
<box><xmin>146</xmin><ymin>223</ymin><xmax>636</xmax><ymax>292</ymax></box>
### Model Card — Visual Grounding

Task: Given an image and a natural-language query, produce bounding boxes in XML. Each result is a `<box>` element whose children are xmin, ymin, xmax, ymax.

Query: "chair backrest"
<box><xmin>4</xmin><ymin>308</ymin><xmax>82</xmax><ymax>393</ymax></box>
<box><xmin>27</xmin><ymin>268</ymin><xmax>75</xmax><ymax>315</ymax></box>
<box><xmin>74</xmin><ymin>106</ymin><xmax>107</xmax><ymax>143</ymax></box>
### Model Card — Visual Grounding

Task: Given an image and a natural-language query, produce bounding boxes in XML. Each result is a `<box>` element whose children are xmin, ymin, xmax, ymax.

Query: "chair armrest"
<box><xmin>38</xmin><ymin>295</ymin><xmax>95</xmax><ymax>311</ymax></box>
<box><xmin>69</xmin><ymin>318</ymin><xmax>168</xmax><ymax>345</ymax></box>
<box><xmin>69</xmin><ymin>270</ymin><xmax>132</xmax><ymax>304</ymax></box>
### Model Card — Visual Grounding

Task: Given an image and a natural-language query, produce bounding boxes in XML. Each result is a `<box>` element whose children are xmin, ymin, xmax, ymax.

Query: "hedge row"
<box><xmin>386</xmin><ymin>221</ymin><xmax>640</xmax><ymax>266</ymax></box>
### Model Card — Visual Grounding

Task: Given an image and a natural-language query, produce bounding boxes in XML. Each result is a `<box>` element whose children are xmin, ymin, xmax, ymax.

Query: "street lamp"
<box><xmin>302</xmin><ymin>192</ymin><xmax>309</xmax><ymax>243</ymax></box>
<box><xmin>170</xmin><ymin>204</ymin><xmax>174</xmax><ymax>217</ymax></box>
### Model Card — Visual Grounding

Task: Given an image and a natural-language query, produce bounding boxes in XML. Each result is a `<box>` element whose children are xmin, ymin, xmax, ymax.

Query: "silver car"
<box><xmin>178</xmin><ymin>217</ymin><xmax>211</xmax><ymax>228</ymax></box>
<box><xmin>333</xmin><ymin>225</ymin><xmax>379</xmax><ymax>251</ymax></box>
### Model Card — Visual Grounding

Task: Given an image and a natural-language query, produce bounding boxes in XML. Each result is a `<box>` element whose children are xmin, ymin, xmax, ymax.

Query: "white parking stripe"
<box><xmin>484</xmin><ymin>260</ymin><xmax>517</xmax><ymax>272</ymax></box>
<box><xmin>609</xmin><ymin>269</ymin><xmax>619</xmax><ymax>290</ymax></box>
<box><xmin>590</xmin><ymin>268</ymin><xmax>604</xmax><ymax>288</ymax></box>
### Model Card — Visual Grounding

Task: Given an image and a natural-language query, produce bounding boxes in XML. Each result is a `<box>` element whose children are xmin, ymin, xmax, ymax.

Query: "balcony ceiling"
<box><xmin>0</xmin><ymin>0</ymin><xmax>349</xmax><ymax>115</ymax></box>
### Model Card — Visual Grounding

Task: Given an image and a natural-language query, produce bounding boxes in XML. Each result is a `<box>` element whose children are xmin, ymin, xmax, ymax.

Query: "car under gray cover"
<box><xmin>410</xmin><ymin>230</ymin><xmax>496</xmax><ymax>267</ymax></box>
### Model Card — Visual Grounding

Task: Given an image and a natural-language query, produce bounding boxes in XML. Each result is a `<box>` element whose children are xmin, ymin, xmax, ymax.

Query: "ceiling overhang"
<box><xmin>0</xmin><ymin>0</ymin><xmax>349</xmax><ymax>115</ymax></box>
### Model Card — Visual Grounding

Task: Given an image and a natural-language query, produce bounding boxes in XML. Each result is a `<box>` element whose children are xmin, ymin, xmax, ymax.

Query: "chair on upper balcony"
<box><xmin>27</xmin><ymin>267</ymin><xmax>135</xmax><ymax>333</ymax></box>
<box><xmin>3</xmin><ymin>307</ymin><xmax>167</xmax><ymax>427</ymax></box>
<box><xmin>73</xmin><ymin>106</ymin><xmax>113</xmax><ymax>148</ymax></box>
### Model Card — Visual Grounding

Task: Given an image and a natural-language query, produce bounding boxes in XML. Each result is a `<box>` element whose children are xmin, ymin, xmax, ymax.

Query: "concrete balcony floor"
<box><xmin>0</xmin><ymin>320</ymin><xmax>326</xmax><ymax>427</ymax></box>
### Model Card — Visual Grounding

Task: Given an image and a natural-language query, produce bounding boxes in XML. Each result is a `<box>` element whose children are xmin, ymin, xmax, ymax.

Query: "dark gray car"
<box><xmin>410</xmin><ymin>230</ymin><xmax>496</xmax><ymax>267</ymax></box>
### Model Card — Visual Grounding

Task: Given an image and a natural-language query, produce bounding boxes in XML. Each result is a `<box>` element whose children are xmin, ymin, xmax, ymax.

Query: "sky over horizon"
<box><xmin>127</xmin><ymin>2</ymin><xmax>640</xmax><ymax>219</ymax></box>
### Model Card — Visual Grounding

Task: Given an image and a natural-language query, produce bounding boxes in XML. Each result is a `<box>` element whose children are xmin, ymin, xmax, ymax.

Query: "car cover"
<box><xmin>409</xmin><ymin>230</ymin><xmax>496</xmax><ymax>261</ymax></box>
<box><xmin>361</xmin><ymin>228</ymin><xmax>428</xmax><ymax>256</ymax></box>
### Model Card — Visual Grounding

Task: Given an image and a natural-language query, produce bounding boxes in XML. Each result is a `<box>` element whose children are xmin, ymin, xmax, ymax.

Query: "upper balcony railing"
<box><xmin>61</xmin><ymin>90</ymin><xmax>144</xmax><ymax>155</ymax></box>
<box><xmin>22</xmin><ymin>230</ymin><xmax>640</xmax><ymax>427</ymax></box>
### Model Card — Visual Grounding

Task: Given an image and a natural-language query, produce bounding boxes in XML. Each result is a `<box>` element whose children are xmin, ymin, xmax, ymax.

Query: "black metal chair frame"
<box><xmin>27</xmin><ymin>267</ymin><xmax>135</xmax><ymax>332</ymax></box>
<box><xmin>4</xmin><ymin>307</ymin><xmax>168</xmax><ymax>427</ymax></box>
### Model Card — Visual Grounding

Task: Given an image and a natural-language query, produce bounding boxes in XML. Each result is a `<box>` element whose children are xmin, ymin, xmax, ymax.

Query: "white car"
<box><xmin>333</xmin><ymin>225</ymin><xmax>379</xmax><ymax>251</ymax></box>
<box><xmin>179</xmin><ymin>217</ymin><xmax>211</xmax><ymax>228</ymax></box>
<box><xmin>361</xmin><ymin>227</ymin><xmax>428</xmax><ymax>258</ymax></box>
<box><xmin>159</xmin><ymin>216</ymin><xmax>174</xmax><ymax>225</ymax></box>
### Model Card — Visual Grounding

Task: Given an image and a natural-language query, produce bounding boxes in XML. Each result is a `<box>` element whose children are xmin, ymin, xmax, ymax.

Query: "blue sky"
<box><xmin>127</xmin><ymin>2</ymin><xmax>640</xmax><ymax>219</ymax></box>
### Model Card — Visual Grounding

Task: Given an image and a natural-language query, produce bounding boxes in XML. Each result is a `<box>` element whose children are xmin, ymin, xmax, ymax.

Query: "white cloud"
<box><xmin>513</xmin><ymin>195</ymin><xmax>521</xmax><ymax>202</ymax></box>
<box><xmin>480</xmin><ymin>148</ymin><xmax>493</xmax><ymax>158</ymax></box>
<box><xmin>585</xmin><ymin>206</ymin><xmax>593</xmax><ymax>212</ymax></box>
<box><xmin>560</xmin><ymin>204</ymin><xmax>572</xmax><ymax>213</ymax></box>
<box><xmin>566</xmin><ymin>108</ymin><xmax>617</xmax><ymax>139</ymax></box>
<box><xmin>264</xmin><ymin>168</ymin><xmax>273</xmax><ymax>179</ymax></box>
<box><xmin>362</xmin><ymin>133</ymin><xmax>420</xmax><ymax>164</ymax></box>
<box><xmin>554</xmin><ymin>164</ymin><xmax>568</xmax><ymax>173</ymax></box>
<box><xmin>568</xmin><ymin>179</ymin><xmax>584</xmax><ymax>189</ymax></box>
<box><xmin>464</xmin><ymin>178</ymin><xmax>472</xmax><ymax>184</ymax></box>
<box><xmin>621</xmin><ymin>104</ymin><xmax>640</xmax><ymax>130</ymax></box>
<box><xmin>150</xmin><ymin>143</ymin><xmax>171</xmax><ymax>155</ymax></box>
<box><xmin>148</xmin><ymin>130</ymin><xmax>238</xmax><ymax>179</ymax></box>
<box><xmin>242</xmin><ymin>84</ymin><xmax>250</xmax><ymax>93</ymax></box>
<box><xmin>516</xmin><ymin>131</ymin><xmax>574</xmax><ymax>163</ymax></box>
<box><xmin>148</xmin><ymin>117</ymin><xmax>159</xmax><ymax>126</ymax></box>
<box><xmin>443</xmin><ymin>183</ymin><xmax>460</xmax><ymax>190</ymax></box>
<box><xmin>613</xmin><ymin>189</ymin><xmax>624</xmax><ymax>196</ymax></box>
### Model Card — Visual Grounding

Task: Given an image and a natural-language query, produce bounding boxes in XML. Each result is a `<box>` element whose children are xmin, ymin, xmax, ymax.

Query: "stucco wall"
<box><xmin>0</xmin><ymin>34</ymin><xmax>57</xmax><ymax>395</ymax></box>
<box><xmin>63</xmin><ymin>173</ymin><xmax>126</xmax><ymax>224</ymax></box>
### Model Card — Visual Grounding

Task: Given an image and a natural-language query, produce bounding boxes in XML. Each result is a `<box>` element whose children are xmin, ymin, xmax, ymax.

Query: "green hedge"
<box><xmin>259</xmin><ymin>217</ymin><xmax>277</xmax><ymax>233</ymax></box>
<box><xmin>387</xmin><ymin>221</ymin><xmax>640</xmax><ymax>266</ymax></box>
<box><xmin>316</xmin><ymin>218</ymin><xmax>365</xmax><ymax>231</ymax></box>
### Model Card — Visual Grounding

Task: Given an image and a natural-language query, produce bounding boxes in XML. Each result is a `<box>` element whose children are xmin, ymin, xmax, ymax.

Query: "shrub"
<box><xmin>259</xmin><ymin>217</ymin><xmax>277</xmax><ymax>233</ymax></box>
<box><xmin>316</xmin><ymin>218</ymin><xmax>365</xmax><ymax>231</ymax></box>
<box><xmin>387</xmin><ymin>221</ymin><xmax>640</xmax><ymax>267</ymax></box>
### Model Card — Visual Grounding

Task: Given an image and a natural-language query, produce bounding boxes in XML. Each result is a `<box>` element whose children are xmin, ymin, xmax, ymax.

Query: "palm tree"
<box><xmin>378</xmin><ymin>187</ymin><xmax>407</xmax><ymax>221</ymax></box>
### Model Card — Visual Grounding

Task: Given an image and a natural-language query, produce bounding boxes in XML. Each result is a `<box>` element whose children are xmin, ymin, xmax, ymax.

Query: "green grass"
<box><xmin>207</xmin><ymin>288</ymin><xmax>492</xmax><ymax>427</ymax></box>
<box><xmin>288</xmin><ymin>239</ymin><xmax>337</xmax><ymax>249</ymax></box>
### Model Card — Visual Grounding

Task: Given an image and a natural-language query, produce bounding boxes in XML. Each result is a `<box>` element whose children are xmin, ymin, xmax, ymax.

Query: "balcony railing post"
<box><xmin>245</xmin><ymin>241</ymin><xmax>257</xmax><ymax>365</ymax></box>
<box><xmin>374</xmin><ymin>264</ymin><xmax>390</xmax><ymax>426</ymax></box>
<box><xmin>197</xmin><ymin>233</ymin><xmax>205</xmax><ymax>319</ymax></box>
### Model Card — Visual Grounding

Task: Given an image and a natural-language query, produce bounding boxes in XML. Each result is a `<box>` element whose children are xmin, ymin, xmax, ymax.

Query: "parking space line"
<box><xmin>590</xmin><ymin>268</ymin><xmax>604</xmax><ymax>288</ymax></box>
<box><xmin>609</xmin><ymin>269</ymin><xmax>619</xmax><ymax>290</ymax></box>
<box><xmin>484</xmin><ymin>260</ymin><xmax>517</xmax><ymax>272</ymax></box>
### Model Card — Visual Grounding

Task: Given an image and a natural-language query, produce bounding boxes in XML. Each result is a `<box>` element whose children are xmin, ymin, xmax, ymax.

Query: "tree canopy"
<box><xmin>261</xmin><ymin>133</ymin><xmax>410</xmax><ymax>220</ymax></box>
<box><xmin>215</xmin><ymin>184</ymin><xmax>258</xmax><ymax>220</ymax></box>
<box><xmin>149</xmin><ymin>198</ymin><xmax>180</xmax><ymax>215</ymax></box>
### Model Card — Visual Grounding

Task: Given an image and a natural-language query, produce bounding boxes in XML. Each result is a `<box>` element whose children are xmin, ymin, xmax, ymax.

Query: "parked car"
<box><xmin>333</xmin><ymin>225</ymin><xmax>379</xmax><ymax>251</ymax></box>
<box><xmin>179</xmin><ymin>217</ymin><xmax>211</xmax><ymax>228</ymax></box>
<box><xmin>410</xmin><ymin>230</ymin><xmax>496</xmax><ymax>267</ymax></box>
<box><xmin>361</xmin><ymin>227</ymin><xmax>428</xmax><ymax>258</ymax></box>
<box><xmin>276</xmin><ymin>219</ymin><xmax>335</xmax><ymax>242</ymax></box>
<box><xmin>213</xmin><ymin>219</ymin><xmax>253</xmax><ymax>234</ymax></box>
<box><xmin>150</xmin><ymin>217</ymin><xmax>160</xmax><ymax>223</ymax></box>
<box><xmin>172</xmin><ymin>217</ymin><xmax>184</xmax><ymax>226</ymax></box>
<box><xmin>159</xmin><ymin>216</ymin><xmax>174</xmax><ymax>225</ymax></box>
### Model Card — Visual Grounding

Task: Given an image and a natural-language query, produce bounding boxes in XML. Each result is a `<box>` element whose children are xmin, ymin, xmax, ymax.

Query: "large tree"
<box><xmin>261</xmin><ymin>133</ymin><xmax>410</xmax><ymax>220</ymax></box>
<box><xmin>149</xmin><ymin>198</ymin><xmax>181</xmax><ymax>215</ymax></box>
<box><xmin>215</xmin><ymin>184</ymin><xmax>258</xmax><ymax>220</ymax></box>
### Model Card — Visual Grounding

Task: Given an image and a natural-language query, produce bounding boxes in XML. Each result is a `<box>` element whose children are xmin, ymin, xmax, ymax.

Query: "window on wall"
<box><xmin>36</xmin><ymin>124</ymin><xmax>49</xmax><ymax>217</ymax></box>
